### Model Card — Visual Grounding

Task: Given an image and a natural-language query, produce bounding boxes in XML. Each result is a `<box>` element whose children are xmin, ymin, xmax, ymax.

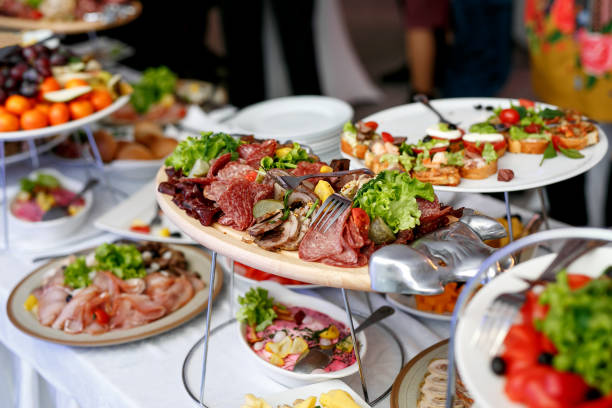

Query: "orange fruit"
<box><xmin>0</xmin><ymin>112</ymin><xmax>19</xmax><ymax>132</ymax></box>
<box><xmin>69</xmin><ymin>100</ymin><xmax>94</xmax><ymax>120</ymax></box>
<box><xmin>64</xmin><ymin>78</ymin><xmax>89</xmax><ymax>89</ymax></box>
<box><xmin>5</xmin><ymin>95</ymin><xmax>30</xmax><ymax>115</ymax></box>
<box><xmin>40</xmin><ymin>77</ymin><xmax>60</xmax><ymax>94</ymax></box>
<box><xmin>90</xmin><ymin>89</ymin><xmax>113</xmax><ymax>111</ymax></box>
<box><xmin>0</xmin><ymin>106</ymin><xmax>7</xmax><ymax>115</ymax></box>
<box><xmin>34</xmin><ymin>103</ymin><xmax>50</xmax><ymax>116</ymax></box>
<box><xmin>20</xmin><ymin>109</ymin><xmax>48</xmax><ymax>130</ymax></box>
<box><xmin>48</xmin><ymin>103</ymin><xmax>70</xmax><ymax>126</ymax></box>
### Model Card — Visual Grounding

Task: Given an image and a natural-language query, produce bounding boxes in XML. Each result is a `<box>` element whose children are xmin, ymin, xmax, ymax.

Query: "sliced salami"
<box><xmin>292</xmin><ymin>161</ymin><xmax>325</xmax><ymax>176</ymax></box>
<box><xmin>203</xmin><ymin>180</ymin><xmax>230</xmax><ymax>202</ymax></box>
<box><xmin>217</xmin><ymin>161</ymin><xmax>257</xmax><ymax>180</ymax></box>
<box><xmin>208</xmin><ymin>153</ymin><xmax>233</xmax><ymax>177</ymax></box>
<box><xmin>238</xmin><ymin>139</ymin><xmax>277</xmax><ymax>167</ymax></box>
<box><xmin>216</xmin><ymin>180</ymin><xmax>274</xmax><ymax>231</ymax></box>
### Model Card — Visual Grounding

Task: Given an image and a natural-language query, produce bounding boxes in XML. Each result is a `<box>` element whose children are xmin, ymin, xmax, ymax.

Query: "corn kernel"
<box><xmin>319</xmin><ymin>324</ymin><xmax>340</xmax><ymax>340</ymax></box>
<box><xmin>319</xmin><ymin>165</ymin><xmax>333</xmax><ymax>173</ymax></box>
<box><xmin>24</xmin><ymin>294</ymin><xmax>38</xmax><ymax>311</ymax></box>
<box><xmin>158</xmin><ymin>227</ymin><xmax>171</xmax><ymax>237</ymax></box>
<box><xmin>314</xmin><ymin>180</ymin><xmax>334</xmax><ymax>203</ymax></box>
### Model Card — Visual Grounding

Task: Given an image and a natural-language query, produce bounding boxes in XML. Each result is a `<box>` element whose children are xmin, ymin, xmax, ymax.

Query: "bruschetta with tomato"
<box><xmin>340</xmin><ymin>120</ymin><xmax>382</xmax><ymax>159</ymax></box>
<box><xmin>460</xmin><ymin>142</ymin><xmax>499</xmax><ymax>179</ymax></box>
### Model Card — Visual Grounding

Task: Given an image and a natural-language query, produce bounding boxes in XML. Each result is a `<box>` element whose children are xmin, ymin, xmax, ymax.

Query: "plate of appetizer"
<box><xmin>219</xmin><ymin>256</ymin><xmax>322</xmax><ymax>289</ymax></box>
<box><xmin>7</xmin><ymin>241</ymin><xmax>223</xmax><ymax>346</ymax></box>
<box><xmin>9</xmin><ymin>168</ymin><xmax>93</xmax><ymax>241</ymax></box>
<box><xmin>94</xmin><ymin>180</ymin><xmax>193</xmax><ymax>244</ymax></box>
<box><xmin>455</xmin><ymin>245</ymin><xmax>612</xmax><ymax>408</ymax></box>
<box><xmin>386</xmin><ymin>282</ymin><xmax>464</xmax><ymax>322</ymax></box>
<box><xmin>236</xmin><ymin>283</ymin><xmax>367</xmax><ymax>387</ymax></box>
<box><xmin>241</xmin><ymin>380</ymin><xmax>368</xmax><ymax>408</ymax></box>
<box><xmin>156</xmin><ymin>132</ymin><xmax>465</xmax><ymax>290</ymax></box>
<box><xmin>391</xmin><ymin>339</ymin><xmax>475</xmax><ymax>408</ymax></box>
<box><xmin>340</xmin><ymin>97</ymin><xmax>608</xmax><ymax>193</ymax></box>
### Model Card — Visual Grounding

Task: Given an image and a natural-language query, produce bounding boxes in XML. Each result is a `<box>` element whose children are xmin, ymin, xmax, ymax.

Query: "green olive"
<box><xmin>368</xmin><ymin>216</ymin><xmax>396</xmax><ymax>244</ymax></box>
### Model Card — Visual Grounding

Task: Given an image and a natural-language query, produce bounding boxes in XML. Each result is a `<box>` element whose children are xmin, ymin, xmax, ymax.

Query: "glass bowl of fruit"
<box><xmin>9</xmin><ymin>168</ymin><xmax>93</xmax><ymax>240</ymax></box>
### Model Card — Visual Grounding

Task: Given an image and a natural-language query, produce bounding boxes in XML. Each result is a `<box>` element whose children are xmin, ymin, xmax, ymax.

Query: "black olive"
<box><xmin>491</xmin><ymin>356</ymin><xmax>506</xmax><ymax>375</ymax></box>
<box><xmin>485</xmin><ymin>105</ymin><xmax>494</xmax><ymax>111</ymax></box>
<box><xmin>494</xmin><ymin>123</ymin><xmax>509</xmax><ymax>132</ymax></box>
<box><xmin>474</xmin><ymin>104</ymin><xmax>483</xmax><ymax>110</ymax></box>
<box><xmin>448</xmin><ymin>123</ymin><xmax>457</xmax><ymax>130</ymax></box>
<box><xmin>423</xmin><ymin>135</ymin><xmax>433</xmax><ymax>142</ymax></box>
<box><xmin>537</xmin><ymin>352</ymin><xmax>554</xmax><ymax>365</ymax></box>
<box><xmin>65</xmin><ymin>294</ymin><xmax>73</xmax><ymax>302</ymax></box>
<box><xmin>586</xmin><ymin>388</ymin><xmax>603</xmax><ymax>400</ymax></box>
<box><xmin>603</xmin><ymin>265</ymin><xmax>612</xmax><ymax>278</ymax></box>
<box><xmin>170</xmin><ymin>232</ymin><xmax>182</xmax><ymax>238</ymax></box>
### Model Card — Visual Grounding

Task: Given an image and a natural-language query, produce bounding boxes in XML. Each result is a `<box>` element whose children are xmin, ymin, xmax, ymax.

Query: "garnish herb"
<box><xmin>164</xmin><ymin>132</ymin><xmax>239</xmax><ymax>173</ymax></box>
<box><xmin>259</xmin><ymin>142</ymin><xmax>313</xmax><ymax>170</ymax></box>
<box><xmin>236</xmin><ymin>287</ymin><xmax>278</xmax><ymax>332</ymax></box>
<box><xmin>559</xmin><ymin>147</ymin><xmax>585</xmax><ymax>159</ymax></box>
<box><xmin>481</xmin><ymin>143</ymin><xmax>498</xmax><ymax>164</ymax></box>
<box><xmin>540</xmin><ymin>141</ymin><xmax>558</xmax><ymax>166</ymax></box>
<box><xmin>305</xmin><ymin>199</ymin><xmax>320</xmax><ymax>218</ymax></box>
<box><xmin>539</xmin><ymin>108</ymin><xmax>564</xmax><ymax>119</ymax></box>
<box><xmin>281</xmin><ymin>189</ymin><xmax>293</xmax><ymax>221</ymax></box>
<box><xmin>63</xmin><ymin>257</ymin><xmax>92</xmax><ymax>289</ymax></box>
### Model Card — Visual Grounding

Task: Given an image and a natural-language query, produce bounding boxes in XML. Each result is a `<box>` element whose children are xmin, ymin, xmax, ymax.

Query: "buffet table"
<box><xmin>0</xmin><ymin>158</ymin><xmax>567</xmax><ymax>408</ymax></box>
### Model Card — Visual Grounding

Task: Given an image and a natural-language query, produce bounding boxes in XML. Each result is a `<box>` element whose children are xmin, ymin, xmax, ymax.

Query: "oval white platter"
<box><xmin>346</xmin><ymin>97</ymin><xmax>608</xmax><ymax>193</ymax></box>
<box><xmin>7</xmin><ymin>243</ymin><xmax>223</xmax><ymax>347</ymax></box>
<box><xmin>455</xmin><ymin>246</ymin><xmax>612</xmax><ymax>408</ymax></box>
<box><xmin>0</xmin><ymin>95</ymin><xmax>129</xmax><ymax>141</ymax></box>
<box><xmin>386</xmin><ymin>293</ymin><xmax>452</xmax><ymax>322</ymax></box>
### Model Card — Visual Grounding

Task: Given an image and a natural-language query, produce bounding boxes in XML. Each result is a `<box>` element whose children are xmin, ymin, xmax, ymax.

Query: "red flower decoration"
<box><xmin>551</xmin><ymin>0</ymin><xmax>575</xmax><ymax>34</ymax></box>
<box><xmin>578</xmin><ymin>29</ymin><xmax>612</xmax><ymax>76</ymax></box>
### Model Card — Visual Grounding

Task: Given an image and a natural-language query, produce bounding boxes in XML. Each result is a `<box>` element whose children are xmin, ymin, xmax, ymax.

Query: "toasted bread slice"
<box><xmin>413</xmin><ymin>167</ymin><xmax>461</xmax><ymax>186</ymax></box>
<box><xmin>508</xmin><ymin>138</ymin><xmax>549</xmax><ymax>154</ymax></box>
<box><xmin>559</xmin><ymin>128</ymin><xmax>599</xmax><ymax>150</ymax></box>
<box><xmin>341</xmin><ymin>137</ymin><xmax>368</xmax><ymax>159</ymax></box>
<box><xmin>460</xmin><ymin>159</ymin><xmax>497</xmax><ymax>179</ymax></box>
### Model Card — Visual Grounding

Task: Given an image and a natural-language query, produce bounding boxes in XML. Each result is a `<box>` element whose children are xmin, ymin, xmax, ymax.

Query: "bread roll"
<box><xmin>115</xmin><ymin>142</ymin><xmax>155</xmax><ymax>160</ymax></box>
<box><xmin>92</xmin><ymin>130</ymin><xmax>118</xmax><ymax>163</ymax></box>
<box><xmin>133</xmin><ymin>121</ymin><xmax>164</xmax><ymax>147</ymax></box>
<box><xmin>150</xmin><ymin>137</ymin><xmax>178</xmax><ymax>159</ymax></box>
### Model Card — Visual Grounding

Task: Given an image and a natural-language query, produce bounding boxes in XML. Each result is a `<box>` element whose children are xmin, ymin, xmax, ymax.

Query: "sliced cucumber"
<box><xmin>368</xmin><ymin>216</ymin><xmax>396</xmax><ymax>244</ymax></box>
<box><xmin>253</xmin><ymin>199</ymin><xmax>284</xmax><ymax>219</ymax></box>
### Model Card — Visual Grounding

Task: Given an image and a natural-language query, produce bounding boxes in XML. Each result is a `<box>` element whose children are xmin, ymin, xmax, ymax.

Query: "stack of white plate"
<box><xmin>227</xmin><ymin>95</ymin><xmax>354</xmax><ymax>162</ymax></box>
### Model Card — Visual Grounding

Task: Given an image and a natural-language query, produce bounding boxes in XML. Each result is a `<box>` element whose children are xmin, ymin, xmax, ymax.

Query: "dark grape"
<box><xmin>34</xmin><ymin>58</ymin><xmax>51</xmax><ymax>77</ymax></box>
<box><xmin>0</xmin><ymin>89</ymin><xmax>7</xmax><ymax>104</ymax></box>
<box><xmin>10</xmin><ymin>62</ymin><xmax>28</xmax><ymax>81</ymax></box>
<box><xmin>23</xmin><ymin>67</ymin><xmax>39</xmax><ymax>83</ymax></box>
<box><xmin>0</xmin><ymin>72</ymin><xmax>5</xmax><ymax>87</ymax></box>
<box><xmin>4</xmin><ymin>77</ymin><xmax>17</xmax><ymax>91</ymax></box>
<box><xmin>50</xmin><ymin>53</ymin><xmax>67</xmax><ymax>66</ymax></box>
<box><xmin>21</xmin><ymin>47</ymin><xmax>37</xmax><ymax>62</ymax></box>
<box><xmin>586</xmin><ymin>388</ymin><xmax>603</xmax><ymax>401</ymax></box>
<box><xmin>491</xmin><ymin>356</ymin><xmax>506</xmax><ymax>375</ymax></box>
<box><xmin>0</xmin><ymin>67</ymin><xmax>9</xmax><ymax>78</ymax></box>
<box><xmin>422</xmin><ymin>135</ymin><xmax>433</xmax><ymax>142</ymax></box>
<box><xmin>19</xmin><ymin>81</ymin><xmax>38</xmax><ymax>97</ymax></box>
<box><xmin>32</xmin><ymin>44</ymin><xmax>45</xmax><ymax>55</ymax></box>
<box><xmin>537</xmin><ymin>352</ymin><xmax>554</xmax><ymax>365</ymax></box>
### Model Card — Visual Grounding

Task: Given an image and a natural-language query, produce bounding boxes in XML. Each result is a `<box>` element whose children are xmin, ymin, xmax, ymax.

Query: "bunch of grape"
<box><xmin>0</xmin><ymin>44</ymin><xmax>73</xmax><ymax>104</ymax></box>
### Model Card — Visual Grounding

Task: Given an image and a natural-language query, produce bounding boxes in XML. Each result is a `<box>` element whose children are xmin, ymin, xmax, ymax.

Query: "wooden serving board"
<box><xmin>0</xmin><ymin>2</ymin><xmax>141</xmax><ymax>34</ymax></box>
<box><xmin>155</xmin><ymin>167</ymin><xmax>372</xmax><ymax>291</ymax></box>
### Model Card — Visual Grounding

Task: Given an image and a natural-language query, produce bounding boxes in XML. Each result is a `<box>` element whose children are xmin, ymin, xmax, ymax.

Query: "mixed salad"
<box><xmin>12</xmin><ymin>173</ymin><xmax>85</xmax><ymax>222</ymax></box>
<box><xmin>492</xmin><ymin>269</ymin><xmax>612</xmax><ymax>408</ymax></box>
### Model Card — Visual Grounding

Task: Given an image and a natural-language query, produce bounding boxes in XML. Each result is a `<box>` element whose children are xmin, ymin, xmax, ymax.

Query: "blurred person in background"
<box><xmin>525</xmin><ymin>0</ymin><xmax>612</xmax><ymax>225</ymax></box>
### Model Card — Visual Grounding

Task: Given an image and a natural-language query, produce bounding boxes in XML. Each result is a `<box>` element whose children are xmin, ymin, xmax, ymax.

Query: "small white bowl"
<box><xmin>237</xmin><ymin>281</ymin><xmax>367</xmax><ymax>387</ymax></box>
<box><xmin>9</xmin><ymin>168</ymin><xmax>94</xmax><ymax>242</ymax></box>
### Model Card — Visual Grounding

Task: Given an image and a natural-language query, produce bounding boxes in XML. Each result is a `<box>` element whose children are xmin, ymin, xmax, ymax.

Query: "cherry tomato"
<box><xmin>244</xmin><ymin>170</ymin><xmax>258</xmax><ymax>182</ymax></box>
<box><xmin>431</xmin><ymin>134</ymin><xmax>462</xmax><ymax>142</ymax></box>
<box><xmin>411</xmin><ymin>145</ymin><xmax>448</xmax><ymax>154</ymax></box>
<box><xmin>551</xmin><ymin>135</ymin><xmax>565</xmax><ymax>151</ymax></box>
<box><xmin>502</xmin><ymin>324</ymin><xmax>541</xmax><ymax>373</ymax></box>
<box><xmin>567</xmin><ymin>274</ymin><xmax>592</xmax><ymax>290</ymax></box>
<box><xmin>351</xmin><ymin>207</ymin><xmax>370</xmax><ymax>239</ymax></box>
<box><xmin>500</xmin><ymin>108</ymin><xmax>521</xmax><ymax>125</ymax></box>
<box><xmin>520</xmin><ymin>290</ymin><xmax>550</xmax><ymax>327</ymax></box>
<box><xmin>364</xmin><ymin>121</ymin><xmax>378</xmax><ymax>130</ymax></box>
<box><xmin>381</xmin><ymin>131</ymin><xmax>394</xmax><ymax>143</ymax></box>
<box><xmin>93</xmin><ymin>308</ymin><xmax>109</xmax><ymax>324</ymax></box>
<box><xmin>463</xmin><ymin>139</ymin><xmax>506</xmax><ymax>155</ymax></box>
<box><xmin>519</xmin><ymin>99</ymin><xmax>536</xmax><ymax>108</ymax></box>
<box><xmin>525</xmin><ymin>124</ymin><xmax>542</xmax><ymax>133</ymax></box>
<box><xmin>130</xmin><ymin>225</ymin><xmax>150</xmax><ymax>234</ymax></box>
<box><xmin>576</xmin><ymin>395</ymin><xmax>612</xmax><ymax>408</ymax></box>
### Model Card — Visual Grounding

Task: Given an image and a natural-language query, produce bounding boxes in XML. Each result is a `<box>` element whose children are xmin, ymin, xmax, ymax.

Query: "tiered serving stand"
<box><xmin>155</xmin><ymin>97</ymin><xmax>609</xmax><ymax>407</ymax></box>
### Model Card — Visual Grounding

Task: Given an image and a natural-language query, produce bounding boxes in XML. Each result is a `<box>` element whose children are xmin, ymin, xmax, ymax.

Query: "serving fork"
<box><xmin>474</xmin><ymin>238</ymin><xmax>607</xmax><ymax>356</ymax></box>
<box><xmin>278</xmin><ymin>169</ymin><xmax>372</xmax><ymax>190</ymax></box>
<box><xmin>309</xmin><ymin>193</ymin><xmax>353</xmax><ymax>234</ymax></box>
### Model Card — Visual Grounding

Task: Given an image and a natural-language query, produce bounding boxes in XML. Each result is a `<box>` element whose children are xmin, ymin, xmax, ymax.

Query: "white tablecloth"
<box><xmin>0</xmin><ymin>154</ymin><xmax>567</xmax><ymax>408</ymax></box>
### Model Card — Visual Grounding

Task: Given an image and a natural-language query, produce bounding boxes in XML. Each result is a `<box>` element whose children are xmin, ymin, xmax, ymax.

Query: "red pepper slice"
<box><xmin>463</xmin><ymin>139</ymin><xmax>506</xmax><ymax>154</ymax></box>
<box><xmin>351</xmin><ymin>207</ymin><xmax>370</xmax><ymax>240</ymax></box>
<box><xmin>93</xmin><ymin>308</ymin><xmax>109</xmax><ymax>324</ymax></box>
<box><xmin>364</xmin><ymin>121</ymin><xmax>378</xmax><ymax>131</ymax></box>
<box><xmin>411</xmin><ymin>146</ymin><xmax>448</xmax><ymax>154</ymax></box>
<box><xmin>244</xmin><ymin>170</ymin><xmax>258</xmax><ymax>182</ymax></box>
<box><xmin>567</xmin><ymin>274</ymin><xmax>592</xmax><ymax>290</ymax></box>
<box><xmin>519</xmin><ymin>98</ymin><xmax>535</xmax><ymax>108</ymax></box>
<box><xmin>381</xmin><ymin>131</ymin><xmax>394</xmax><ymax>143</ymax></box>
<box><xmin>525</xmin><ymin>124</ymin><xmax>542</xmax><ymax>134</ymax></box>
<box><xmin>130</xmin><ymin>225</ymin><xmax>151</xmax><ymax>234</ymax></box>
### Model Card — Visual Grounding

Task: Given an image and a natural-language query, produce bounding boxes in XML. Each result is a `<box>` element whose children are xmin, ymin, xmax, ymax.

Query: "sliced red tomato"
<box><xmin>244</xmin><ymin>170</ymin><xmax>258</xmax><ymax>182</ymax></box>
<box><xmin>577</xmin><ymin>395</ymin><xmax>612</xmax><ymax>408</ymax></box>
<box><xmin>502</xmin><ymin>324</ymin><xmax>541</xmax><ymax>373</ymax></box>
<box><xmin>130</xmin><ymin>225</ymin><xmax>151</xmax><ymax>234</ymax></box>
<box><xmin>93</xmin><ymin>308</ymin><xmax>109</xmax><ymax>324</ymax></box>
<box><xmin>235</xmin><ymin>262</ymin><xmax>306</xmax><ymax>285</ymax></box>
<box><xmin>431</xmin><ymin>134</ymin><xmax>462</xmax><ymax>142</ymax></box>
<box><xmin>525</xmin><ymin>124</ymin><xmax>542</xmax><ymax>133</ymax></box>
<box><xmin>568</xmin><ymin>274</ymin><xmax>592</xmax><ymax>290</ymax></box>
<box><xmin>351</xmin><ymin>207</ymin><xmax>370</xmax><ymax>239</ymax></box>
<box><xmin>463</xmin><ymin>139</ymin><xmax>506</xmax><ymax>154</ymax></box>
<box><xmin>506</xmin><ymin>367</ymin><xmax>542</xmax><ymax>402</ymax></box>
<box><xmin>551</xmin><ymin>135</ymin><xmax>565</xmax><ymax>151</ymax></box>
<box><xmin>523</xmin><ymin>367</ymin><xmax>588</xmax><ymax>408</ymax></box>
<box><xmin>381</xmin><ymin>131</ymin><xmax>394</xmax><ymax>143</ymax></box>
<box><xmin>411</xmin><ymin>145</ymin><xmax>448</xmax><ymax>154</ymax></box>
<box><xmin>519</xmin><ymin>99</ymin><xmax>536</xmax><ymax>108</ymax></box>
<box><xmin>364</xmin><ymin>121</ymin><xmax>378</xmax><ymax>130</ymax></box>
<box><xmin>500</xmin><ymin>108</ymin><xmax>521</xmax><ymax>125</ymax></box>
<box><xmin>521</xmin><ymin>290</ymin><xmax>550</xmax><ymax>326</ymax></box>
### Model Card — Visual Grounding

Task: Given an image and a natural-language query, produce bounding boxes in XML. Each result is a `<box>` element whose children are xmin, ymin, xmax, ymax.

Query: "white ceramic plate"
<box><xmin>0</xmin><ymin>95</ymin><xmax>129</xmax><ymax>141</ymax></box>
<box><xmin>4</xmin><ymin>134</ymin><xmax>68</xmax><ymax>165</ymax></box>
<box><xmin>94</xmin><ymin>180</ymin><xmax>194</xmax><ymax>244</ymax></box>
<box><xmin>386</xmin><ymin>293</ymin><xmax>452</xmax><ymax>322</ymax></box>
<box><xmin>227</xmin><ymin>96</ymin><xmax>353</xmax><ymax>142</ymax></box>
<box><xmin>7</xmin><ymin>243</ymin><xmax>223</xmax><ymax>347</ymax></box>
<box><xmin>260</xmin><ymin>379</ymin><xmax>369</xmax><ymax>407</ymax></box>
<box><xmin>218</xmin><ymin>255</ymin><xmax>323</xmax><ymax>290</ymax></box>
<box><xmin>350</xmin><ymin>97</ymin><xmax>608</xmax><ymax>193</ymax></box>
<box><xmin>455</xmin><ymin>246</ymin><xmax>612</xmax><ymax>408</ymax></box>
<box><xmin>237</xmin><ymin>281</ymin><xmax>367</xmax><ymax>387</ymax></box>
<box><xmin>391</xmin><ymin>339</ymin><xmax>449</xmax><ymax>408</ymax></box>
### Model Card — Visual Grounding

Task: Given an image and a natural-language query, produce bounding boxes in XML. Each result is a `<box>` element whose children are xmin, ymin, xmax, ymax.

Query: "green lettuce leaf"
<box><xmin>165</xmin><ymin>132</ymin><xmax>239</xmax><ymax>173</ymax></box>
<box><xmin>260</xmin><ymin>142</ymin><xmax>313</xmax><ymax>170</ymax></box>
<box><xmin>469</xmin><ymin>122</ymin><xmax>497</xmax><ymax>134</ymax></box>
<box><xmin>353</xmin><ymin>170</ymin><xmax>434</xmax><ymax>232</ymax></box>
<box><xmin>236</xmin><ymin>287</ymin><xmax>278</xmax><ymax>332</ymax></box>
<box><xmin>446</xmin><ymin>151</ymin><xmax>464</xmax><ymax>166</ymax></box>
<box><xmin>63</xmin><ymin>257</ymin><xmax>92</xmax><ymax>289</ymax></box>
<box><xmin>342</xmin><ymin>122</ymin><xmax>357</xmax><ymax>134</ymax></box>
<box><xmin>481</xmin><ymin>143</ymin><xmax>497</xmax><ymax>164</ymax></box>
<box><xmin>94</xmin><ymin>243</ymin><xmax>146</xmax><ymax>280</ymax></box>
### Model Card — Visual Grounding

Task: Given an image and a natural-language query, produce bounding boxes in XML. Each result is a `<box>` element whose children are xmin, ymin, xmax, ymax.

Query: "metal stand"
<box><xmin>0</xmin><ymin>141</ymin><xmax>7</xmax><ymax>250</ymax></box>
<box><xmin>27</xmin><ymin>139</ymin><xmax>39</xmax><ymax>168</ymax></box>
<box><xmin>341</xmin><ymin>288</ymin><xmax>369</xmax><ymax>403</ymax></box>
<box><xmin>503</xmin><ymin>191</ymin><xmax>513</xmax><ymax>242</ymax></box>
<box><xmin>537</xmin><ymin>188</ymin><xmax>551</xmax><ymax>230</ymax></box>
<box><xmin>199</xmin><ymin>251</ymin><xmax>217</xmax><ymax>406</ymax></box>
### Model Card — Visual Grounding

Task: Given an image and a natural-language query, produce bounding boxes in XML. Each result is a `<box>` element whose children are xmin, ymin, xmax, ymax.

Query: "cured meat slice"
<box><xmin>216</xmin><ymin>180</ymin><xmax>273</xmax><ymax>230</ymax></box>
<box><xmin>217</xmin><ymin>161</ymin><xmax>256</xmax><ymax>180</ymax></box>
<box><xmin>292</xmin><ymin>162</ymin><xmax>325</xmax><ymax>177</ymax></box>
<box><xmin>147</xmin><ymin>275</ymin><xmax>194</xmax><ymax>312</ymax></box>
<box><xmin>238</xmin><ymin>139</ymin><xmax>277</xmax><ymax>166</ymax></box>
<box><xmin>51</xmin><ymin>286</ymin><xmax>99</xmax><ymax>333</ymax></box>
<box><xmin>203</xmin><ymin>180</ymin><xmax>230</xmax><ymax>202</ymax></box>
<box><xmin>37</xmin><ymin>285</ymin><xmax>70</xmax><ymax>326</ymax></box>
<box><xmin>208</xmin><ymin>153</ymin><xmax>233</xmax><ymax>177</ymax></box>
<box><xmin>299</xmin><ymin>209</ymin><xmax>349</xmax><ymax>261</ymax></box>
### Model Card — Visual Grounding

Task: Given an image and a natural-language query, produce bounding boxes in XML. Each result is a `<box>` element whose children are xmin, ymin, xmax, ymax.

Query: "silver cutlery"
<box><xmin>413</xmin><ymin>94</ymin><xmax>460</xmax><ymax>127</ymax></box>
<box><xmin>41</xmin><ymin>179</ymin><xmax>99</xmax><ymax>222</ymax></box>
<box><xmin>309</xmin><ymin>193</ymin><xmax>353</xmax><ymax>234</ymax></box>
<box><xmin>293</xmin><ymin>306</ymin><xmax>395</xmax><ymax>374</ymax></box>
<box><xmin>278</xmin><ymin>169</ymin><xmax>372</xmax><ymax>190</ymax></box>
